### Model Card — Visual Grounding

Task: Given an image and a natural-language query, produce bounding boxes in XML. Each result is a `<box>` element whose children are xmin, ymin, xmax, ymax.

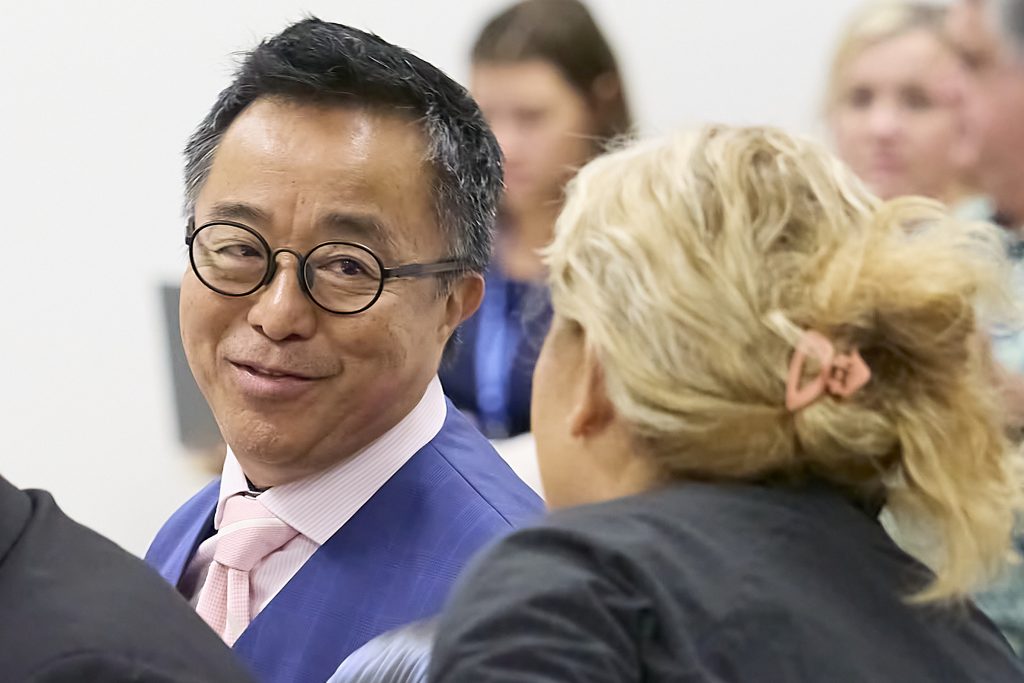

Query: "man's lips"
<box><xmin>228</xmin><ymin>360</ymin><xmax>320</xmax><ymax>381</ymax></box>
<box><xmin>226</xmin><ymin>360</ymin><xmax>326</xmax><ymax>401</ymax></box>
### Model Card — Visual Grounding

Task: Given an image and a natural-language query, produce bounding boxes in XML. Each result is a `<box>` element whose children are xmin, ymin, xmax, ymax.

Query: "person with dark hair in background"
<box><xmin>949</xmin><ymin>0</ymin><xmax>1024</xmax><ymax>229</ymax></box>
<box><xmin>441</xmin><ymin>0</ymin><xmax>631</xmax><ymax>439</ymax></box>
<box><xmin>949</xmin><ymin>0</ymin><xmax>1024</xmax><ymax>379</ymax></box>
<box><xmin>0</xmin><ymin>475</ymin><xmax>254</xmax><ymax>682</ymax></box>
<box><xmin>144</xmin><ymin>18</ymin><xmax>542</xmax><ymax>683</ymax></box>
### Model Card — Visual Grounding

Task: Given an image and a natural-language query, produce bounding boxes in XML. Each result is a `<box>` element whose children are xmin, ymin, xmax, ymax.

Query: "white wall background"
<box><xmin>0</xmin><ymin>0</ymin><xmax>865</xmax><ymax>554</ymax></box>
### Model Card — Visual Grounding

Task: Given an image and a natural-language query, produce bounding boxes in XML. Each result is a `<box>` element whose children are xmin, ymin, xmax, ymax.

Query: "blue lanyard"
<box><xmin>474</xmin><ymin>272</ymin><xmax>521</xmax><ymax>437</ymax></box>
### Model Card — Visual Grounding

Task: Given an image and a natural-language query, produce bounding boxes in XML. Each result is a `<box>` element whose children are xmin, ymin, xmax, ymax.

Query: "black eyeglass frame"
<box><xmin>185</xmin><ymin>220</ymin><xmax>467</xmax><ymax>315</ymax></box>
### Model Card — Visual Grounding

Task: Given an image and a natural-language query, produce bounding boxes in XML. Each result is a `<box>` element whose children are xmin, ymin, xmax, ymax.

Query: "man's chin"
<box><xmin>221</xmin><ymin>418</ymin><xmax>313</xmax><ymax>461</ymax></box>
<box><xmin>227</xmin><ymin>437</ymin><xmax>323</xmax><ymax>487</ymax></box>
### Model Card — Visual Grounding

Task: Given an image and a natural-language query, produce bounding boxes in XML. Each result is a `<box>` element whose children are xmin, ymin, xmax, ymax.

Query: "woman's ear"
<box><xmin>585</xmin><ymin>72</ymin><xmax>622</xmax><ymax>141</ymax></box>
<box><xmin>568</xmin><ymin>344</ymin><xmax>616</xmax><ymax>439</ymax></box>
<box><xmin>591</xmin><ymin>72</ymin><xmax>621</xmax><ymax>106</ymax></box>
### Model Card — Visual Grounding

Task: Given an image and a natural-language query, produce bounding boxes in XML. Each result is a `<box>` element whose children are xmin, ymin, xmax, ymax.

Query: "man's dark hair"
<box><xmin>184</xmin><ymin>17</ymin><xmax>503</xmax><ymax>275</ymax></box>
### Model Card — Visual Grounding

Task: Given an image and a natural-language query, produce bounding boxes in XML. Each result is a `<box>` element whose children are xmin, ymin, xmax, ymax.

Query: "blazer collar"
<box><xmin>0</xmin><ymin>476</ymin><xmax>33</xmax><ymax>565</ymax></box>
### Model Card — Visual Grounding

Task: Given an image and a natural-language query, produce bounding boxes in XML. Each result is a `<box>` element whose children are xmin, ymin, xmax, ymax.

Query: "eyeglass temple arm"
<box><xmin>383</xmin><ymin>261</ymin><xmax>466</xmax><ymax>280</ymax></box>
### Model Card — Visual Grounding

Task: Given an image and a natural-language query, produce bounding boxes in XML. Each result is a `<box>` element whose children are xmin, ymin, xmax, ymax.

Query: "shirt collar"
<box><xmin>213</xmin><ymin>375</ymin><xmax>447</xmax><ymax>544</ymax></box>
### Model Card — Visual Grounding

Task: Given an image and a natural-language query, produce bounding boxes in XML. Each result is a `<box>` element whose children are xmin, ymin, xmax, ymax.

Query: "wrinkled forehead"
<box><xmin>195</xmin><ymin>97</ymin><xmax>443</xmax><ymax>257</ymax></box>
<box><xmin>216</xmin><ymin>97</ymin><xmax>433</xmax><ymax>185</ymax></box>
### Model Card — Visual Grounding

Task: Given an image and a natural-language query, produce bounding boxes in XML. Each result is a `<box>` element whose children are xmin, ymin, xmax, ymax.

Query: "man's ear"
<box><xmin>438</xmin><ymin>273</ymin><xmax>485</xmax><ymax>344</ymax></box>
<box><xmin>568</xmin><ymin>343</ymin><xmax>616</xmax><ymax>440</ymax></box>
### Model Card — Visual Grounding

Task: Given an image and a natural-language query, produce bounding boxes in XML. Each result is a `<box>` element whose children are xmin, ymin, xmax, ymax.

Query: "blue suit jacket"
<box><xmin>146</xmin><ymin>402</ymin><xmax>544</xmax><ymax>683</ymax></box>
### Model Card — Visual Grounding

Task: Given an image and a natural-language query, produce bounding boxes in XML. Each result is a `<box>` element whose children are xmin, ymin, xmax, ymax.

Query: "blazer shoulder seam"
<box><xmin>427</xmin><ymin>442</ymin><xmax>517</xmax><ymax>529</ymax></box>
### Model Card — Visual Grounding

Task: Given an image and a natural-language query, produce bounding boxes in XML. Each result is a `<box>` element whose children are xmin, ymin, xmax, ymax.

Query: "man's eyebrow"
<box><xmin>205</xmin><ymin>201</ymin><xmax>272</xmax><ymax>226</ymax></box>
<box><xmin>320</xmin><ymin>212</ymin><xmax>399</xmax><ymax>251</ymax></box>
<box><xmin>202</xmin><ymin>203</ymin><xmax>400</xmax><ymax>252</ymax></box>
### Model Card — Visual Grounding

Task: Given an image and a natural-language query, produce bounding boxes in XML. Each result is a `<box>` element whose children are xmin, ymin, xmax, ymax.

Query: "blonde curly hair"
<box><xmin>545</xmin><ymin>124</ymin><xmax>1023</xmax><ymax>601</ymax></box>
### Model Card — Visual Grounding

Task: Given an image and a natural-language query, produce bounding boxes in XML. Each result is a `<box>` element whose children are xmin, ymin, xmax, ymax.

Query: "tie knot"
<box><xmin>212</xmin><ymin>494</ymin><xmax>298</xmax><ymax>571</ymax></box>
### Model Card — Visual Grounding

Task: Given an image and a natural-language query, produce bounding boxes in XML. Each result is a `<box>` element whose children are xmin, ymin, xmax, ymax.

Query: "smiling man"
<box><xmin>145</xmin><ymin>18</ymin><xmax>543</xmax><ymax>683</ymax></box>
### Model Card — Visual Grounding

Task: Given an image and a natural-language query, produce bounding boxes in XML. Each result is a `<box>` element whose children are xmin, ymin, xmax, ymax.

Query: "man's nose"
<box><xmin>246</xmin><ymin>252</ymin><xmax>318</xmax><ymax>341</ymax></box>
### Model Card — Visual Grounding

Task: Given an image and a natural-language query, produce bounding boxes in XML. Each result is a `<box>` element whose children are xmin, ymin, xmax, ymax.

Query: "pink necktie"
<box><xmin>195</xmin><ymin>494</ymin><xmax>298</xmax><ymax>645</ymax></box>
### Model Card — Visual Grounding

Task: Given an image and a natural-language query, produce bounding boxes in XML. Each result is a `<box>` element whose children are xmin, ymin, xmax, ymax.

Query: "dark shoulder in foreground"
<box><xmin>0</xmin><ymin>478</ymin><xmax>253</xmax><ymax>682</ymax></box>
<box><xmin>431</xmin><ymin>481</ymin><xmax>1024</xmax><ymax>683</ymax></box>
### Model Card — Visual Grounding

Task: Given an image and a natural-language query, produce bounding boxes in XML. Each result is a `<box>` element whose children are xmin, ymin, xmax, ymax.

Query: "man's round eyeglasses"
<box><xmin>185</xmin><ymin>221</ymin><xmax>467</xmax><ymax>315</ymax></box>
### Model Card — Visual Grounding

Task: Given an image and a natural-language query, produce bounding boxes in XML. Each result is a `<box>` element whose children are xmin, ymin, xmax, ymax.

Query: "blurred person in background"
<box><xmin>825</xmin><ymin>2</ymin><xmax>981</xmax><ymax>211</ymax></box>
<box><xmin>950</xmin><ymin>0</ymin><xmax>1024</xmax><ymax>377</ymax></box>
<box><xmin>427</xmin><ymin>126</ymin><xmax>1024</xmax><ymax>682</ymax></box>
<box><xmin>945</xmin><ymin>0</ymin><xmax>1024</xmax><ymax>655</ymax></box>
<box><xmin>145</xmin><ymin>18</ymin><xmax>542</xmax><ymax>683</ymax></box>
<box><xmin>950</xmin><ymin>0</ymin><xmax>1024</xmax><ymax>229</ymax></box>
<box><xmin>440</xmin><ymin>0</ymin><xmax>632</xmax><ymax>440</ymax></box>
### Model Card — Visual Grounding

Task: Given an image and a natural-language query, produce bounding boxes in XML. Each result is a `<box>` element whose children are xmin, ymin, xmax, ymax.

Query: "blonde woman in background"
<box><xmin>826</xmin><ymin>2</ymin><xmax>983</xmax><ymax>212</ymax></box>
<box><xmin>426</xmin><ymin>126</ymin><xmax>1024</xmax><ymax>682</ymax></box>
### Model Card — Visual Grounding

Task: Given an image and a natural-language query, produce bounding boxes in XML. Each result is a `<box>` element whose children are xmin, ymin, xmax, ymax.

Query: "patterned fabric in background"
<box><xmin>974</xmin><ymin>218</ymin><xmax>1024</xmax><ymax>658</ymax></box>
<box><xmin>991</xmin><ymin>235</ymin><xmax>1024</xmax><ymax>375</ymax></box>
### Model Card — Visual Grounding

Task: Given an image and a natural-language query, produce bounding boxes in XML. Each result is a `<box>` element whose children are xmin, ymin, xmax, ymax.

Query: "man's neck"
<box><xmin>244</xmin><ymin>476</ymin><xmax>271</xmax><ymax>494</ymax></box>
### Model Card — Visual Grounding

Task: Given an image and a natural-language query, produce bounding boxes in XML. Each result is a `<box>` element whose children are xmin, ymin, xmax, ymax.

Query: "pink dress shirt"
<box><xmin>180</xmin><ymin>376</ymin><xmax>447</xmax><ymax>618</ymax></box>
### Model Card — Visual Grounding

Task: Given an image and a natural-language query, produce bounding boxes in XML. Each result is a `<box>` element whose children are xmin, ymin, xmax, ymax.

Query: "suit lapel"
<box><xmin>231</xmin><ymin>444</ymin><xmax>472</xmax><ymax>683</ymax></box>
<box><xmin>146</xmin><ymin>481</ymin><xmax>217</xmax><ymax>587</ymax></box>
<box><xmin>204</xmin><ymin>407</ymin><xmax>538</xmax><ymax>682</ymax></box>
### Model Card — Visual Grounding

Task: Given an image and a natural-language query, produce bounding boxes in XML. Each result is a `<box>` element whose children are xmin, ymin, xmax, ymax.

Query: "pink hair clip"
<box><xmin>785</xmin><ymin>330</ymin><xmax>871</xmax><ymax>411</ymax></box>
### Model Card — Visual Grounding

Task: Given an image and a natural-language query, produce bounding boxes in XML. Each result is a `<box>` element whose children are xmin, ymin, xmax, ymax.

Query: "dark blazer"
<box><xmin>0</xmin><ymin>475</ymin><xmax>253</xmax><ymax>683</ymax></box>
<box><xmin>431</xmin><ymin>480</ymin><xmax>1024</xmax><ymax>682</ymax></box>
